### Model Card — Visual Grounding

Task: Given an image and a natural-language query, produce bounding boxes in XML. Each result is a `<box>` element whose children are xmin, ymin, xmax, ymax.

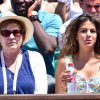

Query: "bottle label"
<box><xmin>67</xmin><ymin>81</ymin><xmax>77</xmax><ymax>93</ymax></box>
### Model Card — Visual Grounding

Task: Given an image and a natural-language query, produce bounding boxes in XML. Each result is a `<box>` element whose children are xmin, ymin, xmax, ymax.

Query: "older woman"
<box><xmin>55</xmin><ymin>13</ymin><xmax>100</xmax><ymax>94</ymax></box>
<box><xmin>0</xmin><ymin>16</ymin><xmax>47</xmax><ymax>94</ymax></box>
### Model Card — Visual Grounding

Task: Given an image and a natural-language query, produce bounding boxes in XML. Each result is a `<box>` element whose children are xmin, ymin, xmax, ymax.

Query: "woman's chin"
<box><xmin>7</xmin><ymin>46</ymin><xmax>19</xmax><ymax>50</ymax></box>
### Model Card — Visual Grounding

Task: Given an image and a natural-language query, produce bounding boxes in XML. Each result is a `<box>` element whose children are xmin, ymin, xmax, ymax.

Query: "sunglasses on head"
<box><xmin>0</xmin><ymin>30</ymin><xmax>23</xmax><ymax>37</ymax></box>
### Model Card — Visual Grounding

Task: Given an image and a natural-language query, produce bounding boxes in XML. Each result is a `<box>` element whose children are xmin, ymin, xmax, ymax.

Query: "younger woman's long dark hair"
<box><xmin>59</xmin><ymin>13</ymin><xmax>100</xmax><ymax>58</ymax></box>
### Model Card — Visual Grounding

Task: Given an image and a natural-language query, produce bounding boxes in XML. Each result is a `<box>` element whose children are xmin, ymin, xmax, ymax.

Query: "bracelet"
<box><xmin>28</xmin><ymin>15</ymin><xmax>41</xmax><ymax>23</ymax></box>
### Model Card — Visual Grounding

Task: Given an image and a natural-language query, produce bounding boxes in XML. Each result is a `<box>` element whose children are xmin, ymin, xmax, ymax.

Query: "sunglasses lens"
<box><xmin>0</xmin><ymin>30</ymin><xmax>10</xmax><ymax>37</ymax></box>
<box><xmin>13</xmin><ymin>30</ymin><xmax>22</xmax><ymax>37</ymax></box>
<box><xmin>0</xmin><ymin>30</ymin><xmax>22</xmax><ymax>37</ymax></box>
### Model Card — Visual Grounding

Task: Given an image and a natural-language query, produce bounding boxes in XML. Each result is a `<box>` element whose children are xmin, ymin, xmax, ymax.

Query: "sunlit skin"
<box><xmin>0</xmin><ymin>23</ymin><xmax>23</xmax><ymax>54</ymax></box>
<box><xmin>77</xmin><ymin>20</ymin><xmax>97</xmax><ymax>50</ymax></box>
<box><xmin>80</xmin><ymin>0</ymin><xmax>100</xmax><ymax>17</ymax></box>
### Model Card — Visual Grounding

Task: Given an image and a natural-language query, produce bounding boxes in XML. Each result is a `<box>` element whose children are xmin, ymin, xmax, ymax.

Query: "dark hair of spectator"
<box><xmin>59</xmin><ymin>13</ymin><xmax>100</xmax><ymax>58</ymax></box>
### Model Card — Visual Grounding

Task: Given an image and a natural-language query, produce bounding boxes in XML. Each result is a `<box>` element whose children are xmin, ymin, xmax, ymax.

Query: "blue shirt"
<box><xmin>0</xmin><ymin>51</ymin><xmax>35</xmax><ymax>94</ymax></box>
<box><xmin>23</xmin><ymin>10</ymin><xmax>62</xmax><ymax>77</ymax></box>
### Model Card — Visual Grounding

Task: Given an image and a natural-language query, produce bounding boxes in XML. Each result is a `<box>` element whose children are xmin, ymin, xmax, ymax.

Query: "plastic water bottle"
<box><xmin>67</xmin><ymin>63</ymin><xmax>77</xmax><ymax>93</ymax></box>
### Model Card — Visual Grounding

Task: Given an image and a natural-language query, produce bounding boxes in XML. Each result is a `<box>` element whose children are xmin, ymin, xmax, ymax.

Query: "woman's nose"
<box><xmin>86</xmin><ymin>30</ymin><xmax>91</xmax><ymax>36</ymax></box>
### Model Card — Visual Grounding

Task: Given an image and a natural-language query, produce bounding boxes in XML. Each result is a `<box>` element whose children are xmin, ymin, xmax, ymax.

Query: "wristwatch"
<box><xmin>29</xmin><ymin>15</ymin><xmax>41</xmax><ymax>23</ymax></box>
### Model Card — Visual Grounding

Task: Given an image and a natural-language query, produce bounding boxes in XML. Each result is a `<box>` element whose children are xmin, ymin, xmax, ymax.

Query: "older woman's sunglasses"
<box><xmin>0</xmin><ymin>30</ymin><xmax>23</xmax><ymax>37</ymax></box>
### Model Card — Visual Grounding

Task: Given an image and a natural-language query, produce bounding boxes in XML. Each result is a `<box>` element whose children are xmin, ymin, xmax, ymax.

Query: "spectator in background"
<box><xmin>0</xmin><ymin>16</ymin><xmax>47</xmax><ymax>94</ymax></box>
<box><xmin>80</xmin><ymin>0</ymin><xmax>100</xmax><ymax>17</ymax></box>
<box><xmin>0</xmin><ymin>0</ymin><xmax>12</xmax><ymax>12</ymax></box>
<box><xmin>58</xmin><ymin>0</ymin><xmax>100</xmax><ymax>49</ymax></box>
<box><xmin>55</xmin><ymin>13</ymin><xmax>100</xmax><ymax>93</ymax></box>
<box><xmin>41</xmin><ymin>0</ymin><xmax>58</xmax><ymax>13</ymax></box>
<box><xmin>9</xmin><ymin>0</ymin><xmax>62</xmax><ymax>93</ymax></box>
<box><xmin>55</xmin><ymin>0</ymin><xmax>83</xmax><ymax>23</ymax></box>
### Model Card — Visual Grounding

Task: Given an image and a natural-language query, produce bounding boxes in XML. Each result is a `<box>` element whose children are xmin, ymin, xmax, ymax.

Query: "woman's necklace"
<box><xmin>1</xmin><ymin>50</ymin><xmax>22</xmax><ymax>94</ymax></box>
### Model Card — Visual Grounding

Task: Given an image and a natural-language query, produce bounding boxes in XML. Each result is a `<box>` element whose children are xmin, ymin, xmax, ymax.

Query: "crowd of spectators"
<box><xmin>0</xmin><ymin>0</ymin><xmax>100</xmax><ymax>94</ymax></box>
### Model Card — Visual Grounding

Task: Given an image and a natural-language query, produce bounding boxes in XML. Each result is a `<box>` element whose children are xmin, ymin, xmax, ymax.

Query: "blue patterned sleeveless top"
<box><xmin>0</xmin><ymin>50</ymin><xmax>35</xmax><ymax>94</ymax></box>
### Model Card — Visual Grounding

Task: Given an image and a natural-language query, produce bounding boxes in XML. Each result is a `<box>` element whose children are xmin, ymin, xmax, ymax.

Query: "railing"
<box><xmin>0</xmin><ymin>94</ymin><xmax>100</xmax><ymax>100</ymax></box>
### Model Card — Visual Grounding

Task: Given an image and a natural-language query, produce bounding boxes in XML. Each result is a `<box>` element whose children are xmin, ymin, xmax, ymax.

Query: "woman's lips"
<box><xmin>86</xmin><ymin>40</ymin><xmax>92</xmax><ymax>44</ymax></box>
